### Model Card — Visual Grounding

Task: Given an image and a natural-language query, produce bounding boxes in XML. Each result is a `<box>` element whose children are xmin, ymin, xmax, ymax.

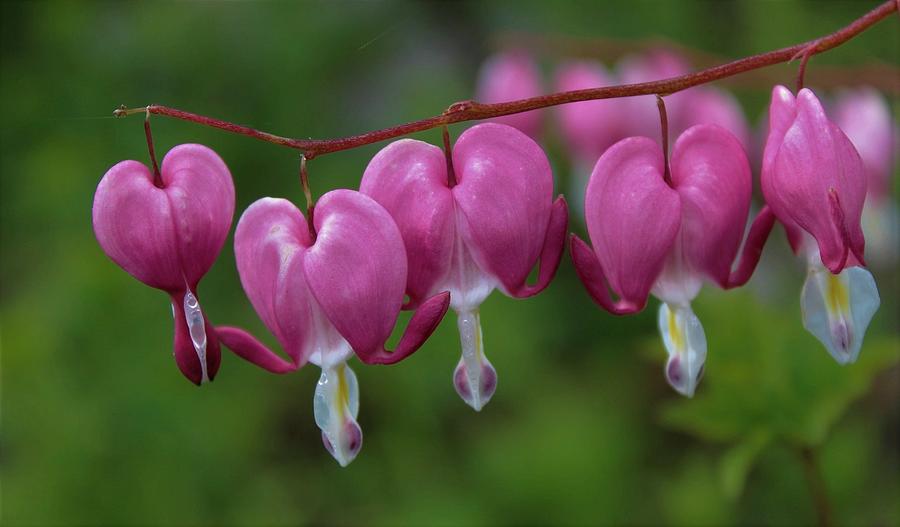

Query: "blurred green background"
<box><xmin>1</xmin><ymin>1</ymin><xmax>897</xmax><ymax>526</ymax></box>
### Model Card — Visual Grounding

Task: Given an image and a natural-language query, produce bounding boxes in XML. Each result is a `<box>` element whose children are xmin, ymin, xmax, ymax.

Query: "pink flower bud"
<box><xmin>476</xmin><ymin>51</ymin><xmax>544</xmax><ymax>139</ymax></box>
<box><xmin>761</xmin><ymin>86</ymin><xmax>866</xmax><ymax>273</ymax></box>
<box><xmin>361</xmin><ymin>123</ymin><xmax>568</xmax><ymax>410</ymax></box>
<box><xmin>92</xmin><ymin>144</ymin><xmax>234</xmax><ymax>385</ymax></box>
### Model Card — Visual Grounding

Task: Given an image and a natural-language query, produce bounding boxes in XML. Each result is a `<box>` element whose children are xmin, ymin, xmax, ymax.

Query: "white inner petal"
<box><xmin>183</xmin><ymin>290</ymin><xmax>209</xmax><ymax>384</ymax></box>
<box><xmin>454</xmin><ymin>308</ymin><xmax>497</xmax><ymax>411</ymax></box>
<box><xmin>657</xmin><ymin>302</ymin><xmax>707</xmax><ymax>397</ymax></box>
<box><xmin>306</xmin><ymin>299</ymin><xmax>353</xmax><ymax>369</ymax></box>
<box><xmin>651</xmin><ymin>230</ymin><xmax>703</xmax><ymax>306</ymax></box>
<box><xmin>313</xmin><ymin>361</ymin><xmax>362</xmax><ymax>467</ymax></box>
<box><xmin>801</xmin><ymin>263</ymin><xmax>880</xmax><ymax>365</ymax></box>
<box><xmin>439</xmin><ymin>214</ymin><xmax>496</xmax><ymax>312</ymax></box>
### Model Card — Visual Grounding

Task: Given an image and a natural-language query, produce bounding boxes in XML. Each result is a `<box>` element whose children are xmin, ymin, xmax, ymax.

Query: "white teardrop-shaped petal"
<box><xmin>801</xmin><ymin>265</ymin><xmax>880</xmax><ymax>365</ymax></box>
<box><xmin>313</xmin><ymin>362</ymin><xmax>362</xmax><ymax>467</ymax></box>
<box><xmin>453</xmin><ymin>308</ymin><xmax>498</xmax><ymax>411</ymax></box>
<box><xmin>658</xmin><ymin>302</ymin><xmax>707</xmax><ymax>397</ymax></box>
<box><xmin>183</xmin><ymin>291</ymin><xmax>209</xmax><ymax>384</ymax></box>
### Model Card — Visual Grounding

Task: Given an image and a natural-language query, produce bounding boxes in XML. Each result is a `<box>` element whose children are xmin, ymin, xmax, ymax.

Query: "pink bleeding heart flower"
<box><xmin>833</xmin><ymin>88</ymin><xmax>898</xmax><ymax>266</ymax></box>
<box><xmin>570</xmin><ymin>125</ymin><xmax>774</xmax><ymax>396</ymax></box>
<box><xmin>217</xmin><ymin>190</ymin><xmax>449</xmax><ymax>466</ymax></box>
<box><xmin>93</xmin><ymin>144</ymin><xmax>234</xmax><ymax>385</ymax></box>
<box><xmin>761</xmin><ymin>86</ymin><xmax>880</xmax><ymax>365</ymax></box>
<box><xmin>361</xmin><ymin>122</ymin><xmax>568</xmax><ymax>410</ymax></box>
<box><xmin>476</xmin><ymin>50</ymin><xmax>544</xmax><ymax>139</ymax></box>
<box><xmin>554</xmin><ymin>60</ymin><xmax>624</xmax><ymax>214</ymax></box>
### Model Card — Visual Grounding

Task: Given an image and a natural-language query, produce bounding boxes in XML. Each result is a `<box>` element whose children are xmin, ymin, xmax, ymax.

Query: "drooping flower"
<box><xmin>217</xmin><ymin>190</ymin><xmax>450</xmax><ymax>466</ymax></box>
<box><xmin>761</xmin><ymin>85</ymin><xmax>880</xmax><ymax>364</ymax></box>
<box><xmin>92</xmin><ymin>144</ymin><xmax>235</xmax><ymax>385</ymax></box>
<box><xmin>570</xmin><ymin>125</ymin><xmax>773</xmax><ymax>396</ymax></box>
<box><xmin>476</xmin><ymin>50</ymin><xmax>544</xmax><ymax>139</ymax></box>
<box><xmin>360</xmin><ymin>123</ymin><xmax>568</xmax><ymax>410</ymax></box>
<box><xmin>833</xmin><ymin>87</ymin><xmax>897</xmax><ymax>265</ymax></box>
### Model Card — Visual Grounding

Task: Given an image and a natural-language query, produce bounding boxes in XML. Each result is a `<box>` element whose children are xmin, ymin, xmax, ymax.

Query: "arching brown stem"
<box><xmin>113</xmin><ymin>1</ymin><xmax>896</xmax><ymax>161</ymax></box>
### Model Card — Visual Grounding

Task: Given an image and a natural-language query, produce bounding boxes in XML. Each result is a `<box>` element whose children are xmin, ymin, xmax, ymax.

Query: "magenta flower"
<box><xmin>92</xmin><ymin>144</ymin><xmax>234</xmax><ymax>385</ymax></box>
<box><xmin>761</xmin><ymin>86</ymin><xmax>880</xmax><ymax>364</ymax></box>
<box><xmin>570</xmin><ymin>125</ymin><xmax>771</xmax><ymax>396</ymax></box>
<box><xmin>476</xmin><ymin>50</ymin><xmax>544</xmax><ymax>139</ymax></box>
<box><xmin>361</xmin><ymin>123</ymin><xmax>568</xmax><ymax>410</ymax></box>
<box><xmin>217</xmin><ymin>190</ymin><xmax>449</xmax><ymax>466</ymax></box>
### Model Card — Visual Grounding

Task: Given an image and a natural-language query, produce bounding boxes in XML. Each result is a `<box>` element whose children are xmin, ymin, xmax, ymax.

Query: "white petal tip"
<box><xmin>658</xmin><ymin>303</ymin><xmax>708</xmax><ymax>398</ymax></box>
<box><xmin>454</xmin><ymin>357</ymin><xmax>497</xmax><ymax>412</ymax></box>
<box><xmin>801</xmin><ymin>266</ymin><xmax>879</xmax><ymax>366</ymax></box>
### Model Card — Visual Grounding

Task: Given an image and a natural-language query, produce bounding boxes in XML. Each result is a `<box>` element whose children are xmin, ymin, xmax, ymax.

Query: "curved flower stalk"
<box><xmin>476</xmin><ymin>50</ymin><xmax>544</xmax><ymax>139</ymax></box>
<box><xmin>834</xmin><ymin>87</ymin><xmax>897</xmax><ymax>265</ymax></box>
<box><xmin>761</xmin><ymin>85</ymin><xmax>880</xmax><ymax>365</ymax></box>
<box><xmin>570</xmin><ymin>125</ymin><xmax>775</xmax><ymax>396</ymax></box>
<box><xmin>361</xmin><ymin>123</ymin><xmax>568</xmax><ymax>410</ymax></box>
<box><xmin>217</xmin><ymin>190</ymin><xmax>450</xmax><ymax>466</ymax></box>
<box><xmin>554</xmin><ymin>60</ymin><xmax>624</xmax><ymax>214</ymax></box>
<box><xmin>92</xmin><ymin>144</ymin><xmax>234</xmax><ymax>385</ymax></box>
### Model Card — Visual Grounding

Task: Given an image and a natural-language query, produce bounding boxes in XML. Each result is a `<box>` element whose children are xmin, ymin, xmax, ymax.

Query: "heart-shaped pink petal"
<box><xmin>670</xmin><ymin>125</ymin><xmax>752</xmax><ymax>287</ymax></box>
<box><xmin>93</xmin><ymin>144</ymin><xmax>234</xmax><ymax>292</ymax></box>
<box><xmin>360</xmin><ymin>139</ymin><xmax>455</xmax><ymax>309</ymax></box>
<box><xmin>233</xmin><ymin>197</ymin><xmax>315</xmax><ymax>367</ymax></box>
<box><xmin>452</xmin><ymin>123</ymin><xmax>561</xmax><ymax>297</ymax></box>
<box><xmin>581</xmin><ymin>136</ymin><xmax>682</xmax><ymax>311</ymax></box>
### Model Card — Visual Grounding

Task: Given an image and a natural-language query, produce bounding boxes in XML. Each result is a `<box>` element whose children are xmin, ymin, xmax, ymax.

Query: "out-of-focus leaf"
<box><xmin>719</xmin><ymin>430</ymin><xmax>771</xmax><ymax>500</ymax></box>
